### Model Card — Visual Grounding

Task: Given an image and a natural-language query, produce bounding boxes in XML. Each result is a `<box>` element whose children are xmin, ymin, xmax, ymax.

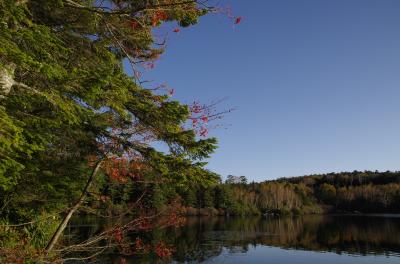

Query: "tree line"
<box><xmin>166</xmin><ymin>171</ymin><xmax>400</xmax><ymax>215</ymax></box>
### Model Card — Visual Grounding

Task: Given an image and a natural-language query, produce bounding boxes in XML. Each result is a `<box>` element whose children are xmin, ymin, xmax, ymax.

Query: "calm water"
<box><xmin>68</xmin><ymin>215</ymin><xmax>400</xmax><ymax>263</ymax></box>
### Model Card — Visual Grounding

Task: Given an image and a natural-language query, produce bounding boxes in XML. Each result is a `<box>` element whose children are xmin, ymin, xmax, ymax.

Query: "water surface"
<box><xmin>69</xmin><ymin>215</ymin><xmax>400</xmax><ymax>263</ymax></box>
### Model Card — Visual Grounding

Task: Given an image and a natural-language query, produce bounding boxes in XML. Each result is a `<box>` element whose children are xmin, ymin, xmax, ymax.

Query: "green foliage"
<box><xmin>279</xmin><ymin>171</ymin><xmax>400</xmax><ymax>213</ymax></box>
<box><xmin>0</xmin><ymin>212</ymin><xmax>59</xmax><ymax>263</ymax></box>
<box><xmin>183</xmin><ymin>187</ymin><xmax>198</xmax><ymax>208</ymax></box>
<box><xmin>0</xmin><ymin>0</ymin><xmax>215</xmax><ymax>189</ymax></box>
<box><xmin>0</xmin><ymin>0</ymin><xmax>216</xmax><ymax>207</ymax></box>
<box><xmin>0</xmin><ymin>0</ymin><xmax>219</xmax><ymax>260</ymax></box>
<box><xmin>317</xmin><ymin>183</ymin><xmax>336</xmax><ymax>204</ymax></box>
<box><xmin>174</xmin><ymin>171</ymin><xmax>400</xmax><ymax>215</ymax></box>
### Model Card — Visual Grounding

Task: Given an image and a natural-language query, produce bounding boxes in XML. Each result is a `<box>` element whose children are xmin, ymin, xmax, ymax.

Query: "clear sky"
<box><xmin>140</xmin><ymin>0</ymin><xmax>400</xmax><ymax>182</ymax></box>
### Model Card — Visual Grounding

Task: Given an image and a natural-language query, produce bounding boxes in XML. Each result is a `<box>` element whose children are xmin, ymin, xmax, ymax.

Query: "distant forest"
<box><xmin>173</xmin><ymin>171</ymin><xmax>400</xmax><ymax>215</ymax></box>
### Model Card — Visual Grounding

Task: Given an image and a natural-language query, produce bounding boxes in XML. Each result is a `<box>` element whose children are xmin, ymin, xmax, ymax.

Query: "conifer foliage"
<box><xmin>0</xmin><ymin>0</ymin><xmax>221</xmax><ymax>260</ymax></box>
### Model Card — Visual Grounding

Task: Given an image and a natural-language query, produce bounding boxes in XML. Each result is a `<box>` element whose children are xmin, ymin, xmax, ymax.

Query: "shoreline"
<box><xmin>178</xmin><ymin>206</ymin><xmax>400</xmax><ymax>217</ymax></box>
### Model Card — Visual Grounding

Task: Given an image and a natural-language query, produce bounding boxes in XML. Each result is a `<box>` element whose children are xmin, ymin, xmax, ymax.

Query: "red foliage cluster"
<box><xmin>87</xmin><ymin>155</ymin><xmax>99</xmax><ymax>168</ymax></box>
<box><xmin>130</xmin><ymin>20</ymin><xmax>139</xmax><ymax>30</ymax></box>
<box><xmin>199</xmin><ymin>126</ymin><xmax>208</xmax><ymax>137</ymax></box>
<box><xmin>104</xmin><ymin>158</ymin><xmax>129</xmax><ymax>183</ymax></box>
<box><xmin>189</xmin><ymin>101</ymin><xmax>210</xmax><ymax>137</ymax></box>
<box><xmin>133</xmin><ymin>237</ymin><xmax>152</xmax><ymax>254</ymax></box>
<box><xmin>190</xmin><ymin>117</ymin><xmax>197</xmax><ymax>126</ymax></box>
<box><xmin>155</xmin><ymin>242</ymin><xmax>173</xmax><ymax>258</ymax></box>
<box><xmin>152</xmin><ymin>10</ymin><xmax>169</xmax><ymax>26</ymax></box>
<box><xmin>134</xmin><ymin>237</ymin><xmax>144</xmax><ymax>251</ymax></box>
<box><xmin>130</xmin><ymin>237</ymin><xmax>173</xmax><ymax>258</ymax></box>
<box><xmin>113</xmin><ymin>229</ymin><xmax>123</xmax><ymax>243</ymax></box>
<box><xmin>213</xmin><ymin>6</ymin><xmax>242</xmax><ymax>26</ymax></box>
<box><xmin>235</xmin><ymin>16</ymin><xmax>242</xmax><ymax>24</ymax></box>
<box><xmin>165</xmin><ymin>212</ymin><xmax>186</xmax><ymax>228</ymax></box>
<box><xmin>138</xmin><ymin>218</ymin><xmax>153</xmax><ymax>230</ymax></box>
<box><xmin>103</xmin><ymin>157</ymin><xmax>147</xmax><ymax>183</ymax></box>
<box><xmin>190</xmin><ymin>101</ymin><xmax>202</xmax><ymax>114</ymax></box>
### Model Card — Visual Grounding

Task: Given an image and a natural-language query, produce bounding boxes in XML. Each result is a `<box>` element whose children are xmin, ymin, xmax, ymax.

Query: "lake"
<box><xmin>68</xmin><ymin>214</ymin><xmax>400</xmax><ymax>263</ymax></box>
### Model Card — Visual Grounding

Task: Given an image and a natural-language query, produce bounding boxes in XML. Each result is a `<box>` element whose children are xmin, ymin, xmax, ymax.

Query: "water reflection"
<box><xmin>168</xmin><ymin>215</ymin><xmax>400</xmax><ymax>262</ymax></box>
<box><xmin>69</xmin><ymin>215</ymin><xmax>400</xmax><ymax>263</ymax></box>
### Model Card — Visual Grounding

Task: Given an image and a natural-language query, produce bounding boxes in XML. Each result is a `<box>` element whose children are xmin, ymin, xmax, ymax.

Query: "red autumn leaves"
<box><xmin>117</xmin><ymin>240</ymin><xmax>172</xmax><ymax>264</ymax></box>
<box><xmin>131</xmin><ymin>9</ymin><xmax>242</xmax><ymax>34</ymax></box>
<box><xmin>114</xmin><ymin>229</ymin><xmax>123</xmax><ymax>243</ymax></box>
<box><xmin>126</xmin><ymin>8</ymin><xmax>240</xmax><ymax>137</ymax></box>
<box><xmin>152</xmin><ymin>10</ymin><xmax>169</xmax><ymax>26</ymax></box>
<box><xmin>155</xmin><ymin>242</ymin><xmax>173</xmax><ymax>258</ymax></box>
<box><xmin>103</xmin><ymin>157</ymin><xmax>147</xmax><ymax>183</ymax></box>
<box><xmin>110</xmin><ymin>209</ymin><xmax>184</xmax><ymax>259</ymax></box>
<box><xmin>130</xmin><ymin>20</ymin><xmax>139</xmax><ymax>30</ymax></box>
<box><xmin>235</xmin><ymin>16</ymin><xmax>242</xmax><ymax>25</ymax></box>
<box><xmin>150</xmin><ymin>10</ymin><xmax>181</xmax><ymax>33</ymax></box>
<box><xmin>114</xmin><ymin>235</ymin><xmax>173</xmax><ymax>263</ymax></box>
<box><xmin>129</xmin><ymin>10</ymin><xmax>182</xmax><ymax>34</ymax></box>
<box><xmin>199</xmin><ymin>127</ymin><xmax>208</xmax><ymax>137</ymax></box>
<box><xmin>189</xmin><ymin>101</ymin><xmax>211</xmax><ymax>137</ymax></box>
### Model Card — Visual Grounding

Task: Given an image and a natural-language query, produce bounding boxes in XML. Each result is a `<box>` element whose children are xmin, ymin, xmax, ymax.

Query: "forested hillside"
<box><xmin>173</xmin><ymin>171</ymin><xmax>400</xmax><ymax>215</ymax></box>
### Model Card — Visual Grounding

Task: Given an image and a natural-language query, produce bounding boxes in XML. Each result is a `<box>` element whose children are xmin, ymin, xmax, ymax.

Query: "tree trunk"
<box><xmin>45</xmin><ymin>159</ymin><xmax>103</xmax><ymax>252</ymax></box>
<box><xmin>0</xmin><ymin>64</ymin><xmax>15</xmax><ymax>99</ymax></box>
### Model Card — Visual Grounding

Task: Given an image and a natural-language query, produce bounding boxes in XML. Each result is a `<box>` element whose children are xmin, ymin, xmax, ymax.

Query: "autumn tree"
<box><xmin>0</xmin><ymin>0</ymin><xmax>232</xmax><ymax>262</ymax></box>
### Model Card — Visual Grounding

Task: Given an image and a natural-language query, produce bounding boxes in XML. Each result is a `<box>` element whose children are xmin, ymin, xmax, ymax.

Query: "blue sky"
<box><xmin>139</xmin><ymin>0</ymin><xmax>400</xmax><ymax>182</ymax></box>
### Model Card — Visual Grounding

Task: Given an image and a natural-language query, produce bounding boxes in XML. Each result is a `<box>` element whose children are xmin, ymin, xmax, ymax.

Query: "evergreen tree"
<box><xmin>0</xmin><ymin>0</ymin><xmax>221</xmax><ymax>260</ymax></box>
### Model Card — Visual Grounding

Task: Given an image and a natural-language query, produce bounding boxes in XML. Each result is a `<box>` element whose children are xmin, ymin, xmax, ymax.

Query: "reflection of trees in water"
<box><xmin>69</xmin><ymin>215</ymin><xmax>400</xmax><ymax>263</ymax></box>
<box><xmin>171</xmin><ymin>217</ymin><xmax>223</xmax><ymax>262</ymax></box>
<box><xmin>165</xmin><ymin>215</ymin><xmax>400</xmax><ymax>262</ymax></box>
<box><xmin>314</xmin><ymin>216</ymin><xmax>400</xmax><ymax>255</ymax></box>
